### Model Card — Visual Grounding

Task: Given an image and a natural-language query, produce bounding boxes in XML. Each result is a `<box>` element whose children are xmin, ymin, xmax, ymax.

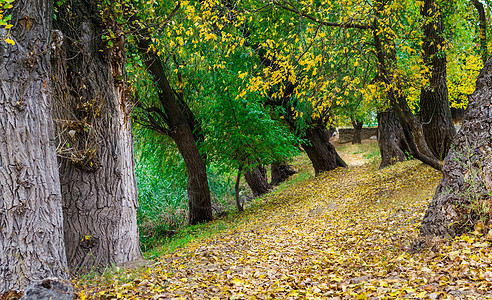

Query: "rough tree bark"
<box><xmin>302</xmin><ymin>126</ymin><xmax>347</xmax><ymax>175</ymax></box>
<box><xmin>51</xmin><ymin>0</ymin><xmax>142</xmax><ymax>272</ymax></box>
<box><xmin>0</xmin><ymin>0</ymin><xmax>71</xmax><ymax>294</ymax></box>
<box><xmin>420</xmin><ymin>0</ymin><xmax>456</xmax><ymax>159</ymax></box>
<box><xmin>271</xmin><ymin>161</ymin><xmax>296</xmax><ymax>186</ymax></box>
<box><xmin>377</xmin><ymin>110</ymin><xmax>410</xmax><ymax>169</ymax></box>
<box><xmin>136</xmin><ymin>39</ymin><xmax>213</xmax><ymax>225</ymax></box>
<box><xmin>420</xmin><ymin>56</ymin><xmax>492</xmax><ymax>238</ymax></box>
<box><xmin>244</xmin><ymin>163</ymin><xmax>273</xmax><ymax>197</ymax></box>
<box><xmin>351</xmin><ymin>118</ymin><xmax>363</xmax><ymax>144</ymax></box>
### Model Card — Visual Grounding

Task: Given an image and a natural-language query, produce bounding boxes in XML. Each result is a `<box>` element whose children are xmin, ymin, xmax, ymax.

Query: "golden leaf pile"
<box><xmin>76</xmin><ymin>154</ymin><xmax>492</xmax><ymax>299</ymax></box>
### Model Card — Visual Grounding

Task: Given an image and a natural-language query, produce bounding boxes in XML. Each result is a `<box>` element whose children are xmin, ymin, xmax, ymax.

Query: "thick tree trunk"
<box><xmin>271</xmin><ymin>161</ymin><xmax>296</xmax><ymax>186</ymax></box>
<box><xmin>136</xmin><ymin>39</ymin><xmax>213</xmax><ymax>225</ymax></box>
<box><xmin>420</xmin><ymin>56</ymin><xmax>492</xmax><ymax>238</ymax></box>
<box><xmin>420</xmin><ymin>0</ymin><xmax>456</xmax><ymax>159</ymax></box>
<box><xmin>244</xmin><ymin>163</ymin><xmax>272</xmax><ymax>197</ymax></box>
<box><xmin>351</xmin><ymin>119</ymin><xmax>363</xmax><ymax>144</ymax></box>
<box><xmin>0</xmin><ymin>0</ymin><xmax>71</xmax><ymax>294</ymax></box>
<box><xmin>377</xmin><ymin>110</ymin><xmax>410</xmax><ymax>169</ymax></box>
<box><xmin>52</xmin><ymin>1</ymin><xmax>141</xmax><ymax>273</ymax></box>
<box><xmin>302</xmin><ymin>126</ymin><xmax>347</xmax><ymax>175</ymax></box>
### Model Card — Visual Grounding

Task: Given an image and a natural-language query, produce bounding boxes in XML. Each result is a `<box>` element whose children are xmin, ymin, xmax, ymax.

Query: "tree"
<box><xmin>134</xmin><ymin>35</ymin><xmax>213</xmax><ymax>225</ymax></box>
<box><xmin>419</xmin><ymin>0</ymin><xmax>456</xmax><ymax>159</ymax></box>
<box><xmin>51</xmin><ymin>0</ymin><xmax>142</xmax><ymax>272</ymax></box>
<box><xmin>271</xmin><ymin>161</ymin><xmax>296</xmax><ymax>186</ymax></box>
<box><xmin>302</xmin><ymin>124</ymin><xmax>347</xmax><ymax>175</ymax></box>
<box><xmin>244</xmin><ymin>163</ymin><xmax>273</xmax><ymax>197</ymax></box>
<box><xmin>420</xmin><ymin>55</ymin><xmax>492</xmax><ymax>238</ymax></box>
<box><xmin>269</xmin><ymin>0</ymin><xmax>444</xmax><ymax>171</ymax></box>
<box><xmin>197</xmin><ymin>0</ymin><xmax>350</xmax><ymax>175</ymax></box>
<box><xmin>351</xmin><ymin>118</ymin><xmax>364</xmax><ymax>144</ymax></box>
<box><xmin>377</xmin><ymin>109</ymin><xmax>410</xmax><ymax>168</ymax></box>
<box><xmin>369</xmin><ymin>0</ymin><xmax>442</xmax><ymax>171</ymax></box>
<box><xmin>0</xmin><ymin>0</ymin><xmax>71</xmax><ymax>294</ymax></box>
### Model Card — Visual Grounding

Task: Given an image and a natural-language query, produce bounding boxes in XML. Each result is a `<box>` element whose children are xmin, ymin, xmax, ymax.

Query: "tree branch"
<box><xmin>273</xmin><ymin>0</ymin><xmax>372</xmax><ymax>30</ymax></box>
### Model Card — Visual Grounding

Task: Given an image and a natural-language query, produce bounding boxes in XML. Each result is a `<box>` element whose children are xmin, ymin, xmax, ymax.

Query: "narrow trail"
<box><xmin>78</xmin><ymin>145</ymin><xmax>492</xmax><ymax>299</ymax></box>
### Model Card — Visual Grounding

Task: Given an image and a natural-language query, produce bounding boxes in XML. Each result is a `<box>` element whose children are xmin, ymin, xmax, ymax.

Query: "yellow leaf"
<box><xmin>356</xmin><ymin>292</ymin><xmax>367</xmax><ymax>299</ymax></box>
<box><xmin>5</xmin><ymin>38</ymin><xmax>14</xmax><ymax>45</ymax></box>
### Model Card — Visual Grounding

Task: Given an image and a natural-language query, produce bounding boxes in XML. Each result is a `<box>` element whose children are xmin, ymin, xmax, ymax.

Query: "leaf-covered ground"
<box><xmin>77</xmin><ymin>144</ymin><xmax>492</xmax><ymax>299</ymax></box>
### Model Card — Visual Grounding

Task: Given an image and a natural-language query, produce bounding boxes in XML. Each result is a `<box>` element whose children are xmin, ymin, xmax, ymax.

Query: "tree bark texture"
<box><xmin>0</xmin><ymin>0</ymin><xmax>70</xmax><ymax>293</ymax></box>
<box><xmin>136</xmin><ymin>39</ymin><xmax>213</xmax><ymax>225</ymax></box>
<box><xmin>271</xmin><ymin>161</ymin><xmax>296</xmax><ymax>186</ymax></box>
<box><xmin>420</xmin><ymin>0</ymin><xmax>456</xmax><ymax>159</ymax></box>
<box><xmin>377</xmin><ymin>110</ymin><xmax>410</xmax><ymax>169</ymax></box>
<box><xmin>244</xmin><ymin>163</ymin><xmax>273</xmax><ymax>197</ymax></box>
<box><xmin>51</xmin><ymin>1</ymin><xmax>141</xmax><ymax>273</ymax></box>
<box><xmin>302</xmin><ymin>126</ymin><xmax>347</xmax><ymax>175</ymax></box>
<box><xmin>420</xmin><ymin>56</ymin><xmax>492</xmax><ymax>238</ymax></box>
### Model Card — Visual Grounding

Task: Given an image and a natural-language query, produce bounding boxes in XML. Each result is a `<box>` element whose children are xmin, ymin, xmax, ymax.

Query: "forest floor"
<box><xmin>76</xmin><ymin>141</ymin><xmax>492</xmax><ymax>299</ymax></box>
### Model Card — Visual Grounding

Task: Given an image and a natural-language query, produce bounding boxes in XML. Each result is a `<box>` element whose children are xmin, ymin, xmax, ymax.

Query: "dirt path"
<box><xmin>78</xmin><ymin>156</ymin><xmax>492</xmax><ymax>299</ymax></box>
<box><xmin>331</xmin><ymin>138</ymin><xmax>377</xmax><ymax>167</ymax></box>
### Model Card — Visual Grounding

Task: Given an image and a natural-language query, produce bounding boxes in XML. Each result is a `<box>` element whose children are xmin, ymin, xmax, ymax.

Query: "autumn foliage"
<box><xmin>76</xmin><ymin>145</ymin><xmax>492</xmax><ymax>299</ymax></box>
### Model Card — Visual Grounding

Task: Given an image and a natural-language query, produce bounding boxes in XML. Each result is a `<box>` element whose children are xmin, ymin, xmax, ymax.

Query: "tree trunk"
<box><xmin>136</xmin><ymin>39</ymin><xmax>213</xmax><ymax>225</ymax></box>
<box><xmin>420</xmin><ymin>56</ymin><xmax>492</xmax><ymax>238</ymax></box>
<box><xmin>420</xmin><ymin>0</ymin><xmax>456</xmax><ymax>159</ymax></box>
<box><xmin>302</xmin><ymin>126</ymin><xmax>347</xmax><ymax>175</ymax></box>
<box><xmin>172</xmin><ymin>124</ymin><xmax>213</xmax><ymax>224</ymax></box>
<box><xmin>271</xmin><ymin>161</ymin><xmax>296</xmax><ymax>186</ymax></box>
<box><xmin>351</xmin><ymin>119</ymin><xmax>363</xmax><ymax>144</ymax></box>
<box><xmin>0</xmin><ymin>0</ymin><xmax>71</xmax><ymax>294</ymax></box>
<box><xmin>51</xmin><ymin>1</ymin><xmax>142</xmax><ymax>273</ymax></box>
<box><xmin>235</xmin><ymin>166</ymin><xmax>243</xmax><ymax>212</ymax></box>
<box><xmin>377</xmin><ymin>110</ymin><xmax>410</xmax><ymax>169</ymax></box>
<box><xmin>244</xmin><ymin>163</ymin><xmax>272</xmax><ymax>197</ymax></box>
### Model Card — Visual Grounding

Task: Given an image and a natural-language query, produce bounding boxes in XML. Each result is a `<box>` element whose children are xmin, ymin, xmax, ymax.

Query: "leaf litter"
<box><xmin>76</xmin><ymin>151</ymin><xmax>492</xmax><ymax>299</ymax></box>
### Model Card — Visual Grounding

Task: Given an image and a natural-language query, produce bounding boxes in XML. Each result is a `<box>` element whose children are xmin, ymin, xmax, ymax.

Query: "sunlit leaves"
<box><xmin>448</xmin><ymin>53</ymin><xmax>482</xmax><ymax>109</ymax></box>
